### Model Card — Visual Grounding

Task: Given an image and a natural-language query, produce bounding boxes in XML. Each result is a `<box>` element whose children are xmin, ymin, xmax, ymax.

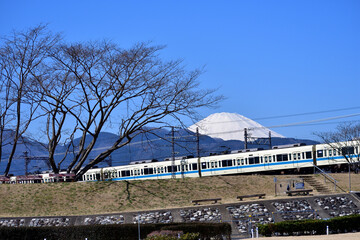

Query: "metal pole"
<box><xmin>269</xmin><ymin>131</ymin><xmax>272</xmax><ymax>149</ymax></box>
<box><xmin>196</xmin><ymin>127</ymin><xmax>202</xmax><ymax>178</ymax></box>
<box><xmin>244</xmin><ymin>128</ymin><xmax>248</xmax><ymax>150</ymax></box>
<box><xmin>349</xmin><ymin>163</ymin><xmax>351</xmax><ymax>192</ymax></box>
<box><xmin>138</xmin><ymin>213</ymin><xmax>141</xmax><ymax>240</ymax></box>
<box><xmin>171</xmin><ymin>126</ymin><xmax>175</xmax><ymax>179</ymax></box>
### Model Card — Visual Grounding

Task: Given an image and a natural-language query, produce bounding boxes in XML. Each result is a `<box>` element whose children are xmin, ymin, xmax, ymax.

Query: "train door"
<box><xmin>292</xmin><ymin>152</ymin><xmax>301</xmax><ymax>169</ymax></box>
<box><xmin>210</xmin><ymin>160</ymin><xmax>218</xmax><ymax>174</ymax></box>
<box><xmin>156</xmin><ymin>166</ymin><xmax>165</xmax><ymax>179</ymax></box>
<box><xmin>264</xmin><ymin>155</ymin><xmax>272</xmax><ymax>170</ymax></box>
<box><xmin>236</xmin><ymin>158</ymin><xmax>243</xmax><ymax>173</ymax></box>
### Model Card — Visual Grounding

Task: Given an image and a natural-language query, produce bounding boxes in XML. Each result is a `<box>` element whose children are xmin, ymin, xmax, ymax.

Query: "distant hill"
<box><xmin>0</xmin><ymin>128</ymin><xmax>319</xmax><ymax>175</ymax></box>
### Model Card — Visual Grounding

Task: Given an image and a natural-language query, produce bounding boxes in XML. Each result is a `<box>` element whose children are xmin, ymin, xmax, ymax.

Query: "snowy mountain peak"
<box><xmin>188</xmin><ymin>112</ymin><xmax>285</xmax><ymax>141</ymax></box>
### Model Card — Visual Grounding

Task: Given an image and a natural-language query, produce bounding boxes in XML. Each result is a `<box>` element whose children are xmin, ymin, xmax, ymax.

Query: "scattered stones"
<box><xmin>227</xmin><ymin>204</ymin><xmax>273</xmax><ymax>233</ymax></box>
<box><xmin>0</xmin><ymin>219</ymin><xmax>25</xmax><ymax>227</ymax></box>
<box><xmin>272</xmin><ymin>200</ymin><xmax>319</xmax><ymax>221</ymax></box>
<box><xmin>133</xmin><ymin>211</ymin><xmax>172</xmax><ymax>224</ymax></box>
<box><xmin>84</xmin><ymin>215</ymin><xmax>124</xmax><ymax>225</ymax></box>
<box><xmin>180</xmin><ymin>208</ymin><xmax>222</xmax><ymax>222</ymax></box>
<box><xmin>315</xmin><ymin>196</ymin><xmax>360</xmax><ymax>217</ymax></box>
<box><xmin>29</xmin><ymin>218</ymin><xmax>70</xmax><ymax>227</ymax></box>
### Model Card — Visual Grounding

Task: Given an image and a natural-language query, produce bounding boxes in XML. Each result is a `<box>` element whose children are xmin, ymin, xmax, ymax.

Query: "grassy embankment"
<box><xmin>0</xmin><ymin>173</ymin><xmax>359</xmax><ymax>217</ymax></box>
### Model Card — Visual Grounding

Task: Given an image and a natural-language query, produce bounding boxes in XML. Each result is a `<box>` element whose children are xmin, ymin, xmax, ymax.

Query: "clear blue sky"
<box><xmin>1</xmin><ymin>0</ymin><xmax>359</xmax><ymax>140</ymax></box>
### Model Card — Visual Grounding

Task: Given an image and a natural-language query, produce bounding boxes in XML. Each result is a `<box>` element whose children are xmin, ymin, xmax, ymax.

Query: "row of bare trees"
<box><xmin>0</xmin><ymin>25</ymin><xmax>222</xmax><ymax>179</ymax></box>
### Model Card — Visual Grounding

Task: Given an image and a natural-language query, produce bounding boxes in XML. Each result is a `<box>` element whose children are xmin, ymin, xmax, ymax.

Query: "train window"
<box><xmin>207</xmin><ymin>162</ymin><xmax>210</xmax><ymax>169</ymax></box>
<box><xmin>248</xmin><ymin>157</ymin><xmax>254</xmax><ymax>164</ymax></box>
<box><xmin>255</xmin><ymin>157</ymin><xmax>260</xmax><ymax>164</ymax></box>
<box><xmin>215</xmin><ymin>161</ymin><xmax>218</xmax><ymax>168</ymax></box>
<box><xmin>317</xmin><ymin>150</ymin><xmax>323</xmax><ymax>158</ymax></box>
<box><xmin>306</xmin><ymin>151</ymin><xmax>312</xmax><ymax>159</ymax></box>
<box><xmin>293</xmin><ymin>153</ymin><xmax>297</xmax><ymax>160</ymax></box>
<box><xmin>297</xmin><ymin>153</ymin><xmax>301</xmax><ymax>159</ymax></box>
<box><xmin>144</xmin><ymin>168</ymin><xmax>153</xmax><ymax>175</ymax></box>
<box><xmin>264</xmin><ymin>156</ymin><xmax>268</xmax><ymax>163</ymax></box>
<box><xmin>329</xmin><ymin>149</ymin><xmax>332</xmax><ymax>156</ymax></box>
<box><xmin>260</xmin><ymin>156</ymin><xmax>263</xmax><ymax>163</ymax></box>
<box><xmin>201</xmin><ymin>162</ymin><xmax>207</xmax><ymax>169</ymax></box>
<box><xmin>222</xmin><ymin>159</ymin><xmax>233</xmax><ymax>166</ymax></box>
<box><xmin>342</xmin><ymin>146</ymin><xmax>354</xmax><ymax>155</ymax></box>
<box><xmin>211</xmin><ymin>162</ymin><xmax>214</xmax><ymax>168</ymax></box>
<box><xmin>192</xmin><ymin>163</ymin><xmax>198</xmax><ymax>170</ymax></box>
<box><xmin>302</xmin><ymin>152</ymin><xmax>305</xmax><ymax>159</ymax></box>
<box><xmin>86</xmin><ymin>175</ymin><xmax>89</xmax><ymax>181</ymax></box>
<box><xmin>276</xmin><ymin>154</ymin><xmax>288</xmax><ymax>162</ymax></box>
<box><xmin>269</xmin><ymin>156</ymin><xmax>272</xmax><ymax>162</ymax></box>
<box><xmin>334</xmin><ymin>149</ymin><xmax>337</xmax><ymax>156</ymax></box>
<box><xmin>288</xmin><ymin>154</ymin><xmax>291</xmax><ymax>160</ymax></box>
<box><xmin>167</xmin><ymin>166</ymin><xmax>177</xmax><ymax>173</ymax></box>
<box><xmin>186</xmin><ymin>165</ymin><xmax>188</xmax><ymax>171</ymax></box>
<box><xmin>237</xmin><ymin>159</ymin><xmax>240</xmax><ymax>165</ymax></box>
<box><xmin>96</xmin><ymin>173</ymin><xmax>101</xmax><ymax>180</ymax></box>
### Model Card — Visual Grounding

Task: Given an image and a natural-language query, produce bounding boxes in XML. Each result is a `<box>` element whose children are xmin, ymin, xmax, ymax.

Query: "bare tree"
<box><xmin>315</xmin><ymin>122</ymin><xmax>360</xmax><ymax>169</ymax></box>
<box><xmin>0</xmin><ymin>25</ymin><xmax>60</xmax><ymax>176</ymax></box>
<box><xmin>33</xmin><ymin>40</ymin><xmax>222</xmax><ymax>180</ymax></box>
<box><xmin>1</xmin><ymin>25</ymin><xmax>222</xmax><ymax>179</ymax></box>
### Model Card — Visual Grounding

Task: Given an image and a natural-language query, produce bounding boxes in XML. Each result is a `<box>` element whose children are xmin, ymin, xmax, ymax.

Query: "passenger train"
<box><xmin>81</xmin><ymin>141</ymin><xmax>357</xmax><ymax>182</ymax></box>
<box><xmin>0</xmin><ymin>141</ymin><xmax>357</xmax><ymax>184</ymax></box>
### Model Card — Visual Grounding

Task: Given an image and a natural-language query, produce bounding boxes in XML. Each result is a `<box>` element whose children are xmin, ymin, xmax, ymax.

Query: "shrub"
<box><xmin>259</xmin><ymin>214</ymin><xmax>360</xmax><ymax>237</ymax></box>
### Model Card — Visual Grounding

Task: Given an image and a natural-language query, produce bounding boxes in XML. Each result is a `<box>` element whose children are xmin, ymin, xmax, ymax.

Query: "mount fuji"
<box><xmin>188</xmin><ymin>112</ymin><xmax>284</xmax><ymax>141</ymax></box>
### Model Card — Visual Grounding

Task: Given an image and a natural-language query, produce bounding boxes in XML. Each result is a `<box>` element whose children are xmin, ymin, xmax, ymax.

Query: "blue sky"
<box><xmin>1</xmin><ymin>0</ymin><xmax>359</xmax><ymax>140</ymax></box>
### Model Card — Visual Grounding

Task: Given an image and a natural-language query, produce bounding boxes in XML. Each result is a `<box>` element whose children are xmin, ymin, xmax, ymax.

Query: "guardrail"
<box><xmin>313</xmin><ymin>165</ymin><xmax>346</xmax><ymax>192</ymax></box>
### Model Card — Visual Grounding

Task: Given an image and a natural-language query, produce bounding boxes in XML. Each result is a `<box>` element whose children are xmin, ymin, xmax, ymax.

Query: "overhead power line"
<box><xmin>2</xmin><ymin>111</ymin><xmax>360</xmax><ymax>161</ymax></box>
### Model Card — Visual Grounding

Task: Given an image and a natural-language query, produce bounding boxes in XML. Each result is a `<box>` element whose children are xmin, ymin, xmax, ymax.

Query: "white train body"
<box><xmin>81</xmin><ymin>142</ymin><xmax>355</xmax><ymax>182</ymax></box>
<box><xmin>1</xmin><ymin>141</ymin><xmax>355</xmax><ymax>184</ymax></box>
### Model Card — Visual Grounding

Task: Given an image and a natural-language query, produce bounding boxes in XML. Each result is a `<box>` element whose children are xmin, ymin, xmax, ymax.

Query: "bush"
<box><xmin>0</xmin><ymin>222</ymin><xmax>231</xmax><ymax>240</ymax></box>
<box><xmin>259</xmin><ymin>214</ymin><xmax>360</xmax><ymax>237</ymax></box>
<box><xmin>146</xmin><ymin>231</ymin><xmax>200</xmax><ymax>240</ymax></box>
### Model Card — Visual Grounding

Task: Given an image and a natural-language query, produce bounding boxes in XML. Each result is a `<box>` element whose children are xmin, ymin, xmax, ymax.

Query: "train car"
<box><xmin>81</xmin><ymin>141</ymin><xmax>357</xmax><ymax>182</ymax></box>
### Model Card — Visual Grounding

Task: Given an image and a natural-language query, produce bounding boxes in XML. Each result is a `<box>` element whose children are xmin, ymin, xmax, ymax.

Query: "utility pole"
<box><xmin>196</xmin><ymin>127</ymin><xmax>202</xmax><ymax>177</ymax></box>
<box><xmin>269</xmin><ymin>131</ymin><xmax>272</xmax><ymax>149</ymax></box>
<box><xmin>244</xmin><ymin>128</ymin><xmax>248</xmax><ymax>150</ymax></box>
<box><xmin>171</xmin><ymin>126</ymin><xmax>176</xmax><ymax>179</ymax></box>
<box><xmin>24</xmin><ymin>151</ymin><xmax>30</xmax><ymax>175</ymax></box>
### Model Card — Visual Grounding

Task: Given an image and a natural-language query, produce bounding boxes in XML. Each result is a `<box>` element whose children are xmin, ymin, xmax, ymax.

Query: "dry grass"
<box><xmin>0</xmin><ymin>173</ymin><xmax>359</xmax><ymax>217</ymax></box>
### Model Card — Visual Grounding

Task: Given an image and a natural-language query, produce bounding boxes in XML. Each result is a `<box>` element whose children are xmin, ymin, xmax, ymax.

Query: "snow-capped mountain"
<box><xmin>188</xmin><ymin>112</ymin><xmax>285</xmax><ymax>141</ymax></box>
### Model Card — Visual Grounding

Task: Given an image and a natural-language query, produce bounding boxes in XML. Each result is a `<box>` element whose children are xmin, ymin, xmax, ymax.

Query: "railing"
<box><xmin>313</xmin><ymin>165</ymin><xmax>346</xmax><ymax>192</ymax></box>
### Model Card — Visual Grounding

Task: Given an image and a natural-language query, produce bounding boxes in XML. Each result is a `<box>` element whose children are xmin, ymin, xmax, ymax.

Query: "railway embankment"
<box><xmin>1</xmin><ymin>173</ymin><xmax>360</xmax><ymax>238</ymax></box>
<box><xmin>0</xmin><ymin>173</ymin><xmax>359</xmax><ymax>218</ymax></box>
